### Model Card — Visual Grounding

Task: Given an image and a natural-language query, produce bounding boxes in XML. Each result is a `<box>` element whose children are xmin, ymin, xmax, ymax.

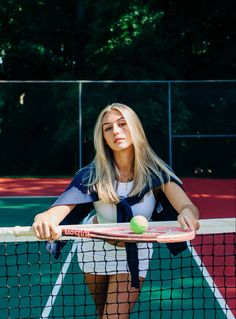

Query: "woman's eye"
<box><xmin>104</xmin><ymin>127</ymin><xmax>112</xmax><ymax>132</ymax></box>
<box><xmin>119</xmin><ymin>122</ymin><xmax>126</xmax><ymax>127</ymax></box>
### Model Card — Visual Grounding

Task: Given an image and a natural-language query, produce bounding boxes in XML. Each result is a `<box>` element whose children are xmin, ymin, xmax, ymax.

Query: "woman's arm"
<box><xmin>32</xmin><ymin>204</ymin><xmax>76</xmax><ymax>240</ymax></box>
<box><xmin>162</xmin><ymin>182</ymin><xmax>200</xmax><ymax>231</ymax></box>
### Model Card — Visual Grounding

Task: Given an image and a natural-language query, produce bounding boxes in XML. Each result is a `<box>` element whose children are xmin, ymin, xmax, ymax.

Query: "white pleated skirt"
<box><xmin>76</xmin><ymin>238</ymin><xmax>153</xmax><ymax>278</ymax></box>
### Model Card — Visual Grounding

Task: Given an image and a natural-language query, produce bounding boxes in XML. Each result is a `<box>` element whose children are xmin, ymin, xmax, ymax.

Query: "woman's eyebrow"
<box><xmin>102</xmin><ymin>116</ymin><xmax>124</xmax><ymax>126</ymax></box>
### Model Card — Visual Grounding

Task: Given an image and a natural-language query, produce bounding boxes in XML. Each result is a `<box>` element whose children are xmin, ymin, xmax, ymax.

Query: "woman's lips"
<box><xmin>114</xmin><ymin>138</ymin><xmax>125</xmax><ymax>143</ymax></box>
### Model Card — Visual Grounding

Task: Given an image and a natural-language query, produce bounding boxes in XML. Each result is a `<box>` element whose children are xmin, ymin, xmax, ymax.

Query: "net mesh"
<box><xmin>0</xmin><ymin>226</ymin><xmax>235</xmax><ymax>319</ymax></box>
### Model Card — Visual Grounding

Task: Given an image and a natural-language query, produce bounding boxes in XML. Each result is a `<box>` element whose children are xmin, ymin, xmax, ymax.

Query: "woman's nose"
<box><xmin>113</xmin><ymin>123</ymin><xmax>120</xmax><ymax>135</ymax></box>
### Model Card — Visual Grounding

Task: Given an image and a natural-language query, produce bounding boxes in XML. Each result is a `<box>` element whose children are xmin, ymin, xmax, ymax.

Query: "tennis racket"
<box><xmin>0</xmin><ymin>222</ymin><xmax>195</xmax><ymax>243</ymax></box>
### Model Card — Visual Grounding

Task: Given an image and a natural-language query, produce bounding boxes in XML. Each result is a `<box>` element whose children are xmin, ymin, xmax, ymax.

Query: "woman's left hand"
<box><xmin>178</xmin><ymin>208</ymin><xmax>200</xmax><ymax>231</ymax></box>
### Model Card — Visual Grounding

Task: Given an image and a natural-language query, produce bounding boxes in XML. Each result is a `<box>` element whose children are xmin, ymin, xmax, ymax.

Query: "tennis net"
<box><xmin>0</xmin><ymin>218</ymin><xmax>235</xmax><ymax>319</ymax></box>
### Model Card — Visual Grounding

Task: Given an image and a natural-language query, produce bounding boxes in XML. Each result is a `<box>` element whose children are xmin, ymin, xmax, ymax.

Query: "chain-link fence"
<box><xmin>0</xmin><ymin>80</ymin><xmax>235</xmax><ymax>177</ymax></box>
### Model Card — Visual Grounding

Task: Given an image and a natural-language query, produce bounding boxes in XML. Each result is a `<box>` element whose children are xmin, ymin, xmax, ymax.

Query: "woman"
<box><xmin>33</xmin><ymin>103</ymin><xmax>199</xmax><ymax>319</ymax></box>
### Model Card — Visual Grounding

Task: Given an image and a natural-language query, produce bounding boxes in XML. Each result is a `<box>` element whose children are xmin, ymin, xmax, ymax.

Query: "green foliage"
<box><xmin>97</xmin><ymin>5</ymin><xmax>164</xmax><ymax>52</ymax></box>
<box><xmin>0</xmin><ymin>0</ymin><xmax>235</xmax><ymax>80</ymax></box>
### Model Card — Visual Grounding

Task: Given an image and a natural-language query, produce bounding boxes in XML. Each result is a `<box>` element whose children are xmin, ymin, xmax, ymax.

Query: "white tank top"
<box><xmin>93</xmin><ymin>181</ymin><xmax>156</xmax><ymax>224</ymax></box>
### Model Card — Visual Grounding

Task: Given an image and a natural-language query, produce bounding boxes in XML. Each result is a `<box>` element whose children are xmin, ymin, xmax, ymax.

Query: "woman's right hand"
<box><xmin>32</xmin><ymin>205</ymin><xmax>75</xmax><ymax>241</ymax></box>
<box><xmin>32</xmin><ymin>213</ymin><xmax>61</xmax><ymax>240</ymax></box>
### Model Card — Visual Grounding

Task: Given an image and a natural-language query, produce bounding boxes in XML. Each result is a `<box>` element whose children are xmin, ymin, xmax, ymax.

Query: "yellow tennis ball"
<box><xmin>130</xmin><ymin>216</ymin><xmax>148</xmax><ymax>234</ymax></box>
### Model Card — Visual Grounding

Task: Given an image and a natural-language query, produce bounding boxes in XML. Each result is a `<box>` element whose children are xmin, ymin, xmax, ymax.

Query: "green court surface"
<box><xmin>0</xmin><ymin>197</ymin><xmax>233</xmax><ymax>319</ymax></box>
<box><xmin>0</xmin><ymin>197</ymin><xmax>56</xmax><ymax>227</ymax></box>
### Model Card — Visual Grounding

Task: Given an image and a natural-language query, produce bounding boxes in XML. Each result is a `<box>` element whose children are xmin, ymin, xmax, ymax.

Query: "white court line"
<box><xmin>40</xmin><ymin>242</ymin><xmax>78</xmax><ymax>319</ymax></box>
<box><xmin>188</xmin><ymin>242</ymin><xmax>235</xmax><ymax>319</ymax></box>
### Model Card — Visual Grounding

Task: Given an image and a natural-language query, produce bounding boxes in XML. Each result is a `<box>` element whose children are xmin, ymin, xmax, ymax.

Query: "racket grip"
<box><xmin>15</xmin><ymin>226</ymin><xmax>37</xmax><ymax>236</ymax></box>
<box><xmin>0</xmin><ymin>226</ymin><xmax>36</xmax><ymax>237</ymax></box>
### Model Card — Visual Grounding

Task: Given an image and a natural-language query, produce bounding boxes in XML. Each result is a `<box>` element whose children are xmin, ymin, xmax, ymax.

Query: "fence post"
<box><xmin>78</xmin><ymin>82</ymin><xmax>83</xmax><ymax>169</ymax></box>
<box><xmin>168</xmin><ymin>81</ymin><xmax>173</xmax><ymax>167</ymax></box>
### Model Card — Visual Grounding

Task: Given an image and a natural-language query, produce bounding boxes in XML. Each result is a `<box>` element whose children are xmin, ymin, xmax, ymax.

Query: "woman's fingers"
<box><xmin>42</xmin><ymin>220</ymin><xmax>51</xmax><ymax>239</ymax></box>
<box><xmin>33</xmin><ymin>219</ymin><xmax>60</xmax><ymax>240</ymax></box>
<box><xmin>49</xmin><ymin>223</ymin><xmax>61</xmax><ymax>240</ymax></box>
<box><xmin>178</xmin><ymin>210</ymin><xmax>200</xmax><ymax>231</ymax></box>
<box><xmin>32</xmin><ymin>223</ymin><xmax>44</xmax><ymax>239</ymax></box>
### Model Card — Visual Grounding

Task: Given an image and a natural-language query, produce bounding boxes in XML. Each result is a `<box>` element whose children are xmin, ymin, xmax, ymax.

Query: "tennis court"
<box><xmin>0</xmin><ymin>178</ymin><xmax>235</xmax><ymax>319</ymax></box>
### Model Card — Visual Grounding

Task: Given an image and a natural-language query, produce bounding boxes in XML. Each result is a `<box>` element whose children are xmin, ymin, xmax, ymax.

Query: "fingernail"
<box><xmin>182</xmin><ymin>225</ymin><xmax>188</xmax><ymax>230</ymax></box>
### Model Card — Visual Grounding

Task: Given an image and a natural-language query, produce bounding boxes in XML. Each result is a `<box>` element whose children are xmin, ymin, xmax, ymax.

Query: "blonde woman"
<box><xmin>33</xmin><ymin>103</ymin><xmax>199</xmax><ymax>319</ymax></box>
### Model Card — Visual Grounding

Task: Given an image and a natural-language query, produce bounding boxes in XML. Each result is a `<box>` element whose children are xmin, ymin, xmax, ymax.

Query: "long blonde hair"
<box><xmin>88</xmin><ymin>103</ymin><xmax>181</xmax><ymax>203</ymax></box>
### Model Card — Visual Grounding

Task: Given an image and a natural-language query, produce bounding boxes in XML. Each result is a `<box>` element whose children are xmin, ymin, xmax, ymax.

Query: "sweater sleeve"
<box><xmin>51</xmin><ymin>165</ymin><xmax>98</xmax><ymax>208</ymax></box>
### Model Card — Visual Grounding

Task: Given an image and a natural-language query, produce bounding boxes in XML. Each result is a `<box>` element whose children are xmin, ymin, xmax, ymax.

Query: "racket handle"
<box><xmin>0</xmin><ymin>226</ymin><xmax>36</xmax><ymax>237</ymax></box>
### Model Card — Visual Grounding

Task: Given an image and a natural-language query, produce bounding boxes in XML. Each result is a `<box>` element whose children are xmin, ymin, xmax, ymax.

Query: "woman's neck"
<box><xmin>113</xmin><ymin>147</ymin><xmax>134</xmax><ymax>182</ymax></box>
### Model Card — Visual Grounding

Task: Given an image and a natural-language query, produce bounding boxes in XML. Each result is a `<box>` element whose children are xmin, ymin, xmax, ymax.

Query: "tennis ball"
<box><xmin>130</xmin><ymin>215</ymin><xmax>148</xmax><ymax>234</ymax></box>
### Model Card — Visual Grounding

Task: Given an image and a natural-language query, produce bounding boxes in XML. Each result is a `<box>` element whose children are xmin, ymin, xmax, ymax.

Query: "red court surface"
<box><xmin>182</xmin><ymin>178</ymin><xmax>236</xmax><ymax>219</ymax></box>
<box><xmin>0</xmin><ymin>177</ymin><xmax>71</xmax><ymax>197</ymax></box>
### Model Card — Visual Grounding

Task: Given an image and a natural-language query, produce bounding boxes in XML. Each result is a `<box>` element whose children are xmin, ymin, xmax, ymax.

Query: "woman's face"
<box><xmin>102</xmin><ymin>110</ymin><xmax>133</xmax><ymax>152</ymax></box>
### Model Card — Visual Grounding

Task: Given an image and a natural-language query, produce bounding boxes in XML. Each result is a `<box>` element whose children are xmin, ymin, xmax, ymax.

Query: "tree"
<box><xmin>0</xmin><ymin>0</ymin><xmax>235</xmax><ymax>80</ymax></box>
